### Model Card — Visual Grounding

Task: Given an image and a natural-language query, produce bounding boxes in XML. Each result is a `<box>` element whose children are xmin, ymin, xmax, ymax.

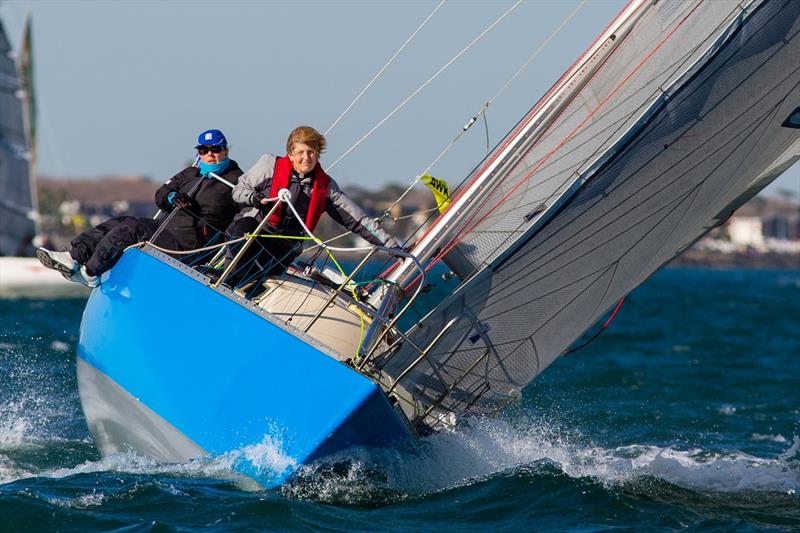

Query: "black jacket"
<box><xmin>154</xmin><ymin>160</ymin><xmax>244</xmax><ymax>249</ymax></box>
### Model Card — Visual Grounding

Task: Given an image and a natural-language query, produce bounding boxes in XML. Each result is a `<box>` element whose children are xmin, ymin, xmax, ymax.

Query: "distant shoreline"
<box><xmin>669</xmin><ymin>249</ymin><xmax>799</xmax><ymax>269</ymax></box>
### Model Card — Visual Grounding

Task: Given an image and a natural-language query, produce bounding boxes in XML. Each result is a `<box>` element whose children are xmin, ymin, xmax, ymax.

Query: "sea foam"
<box><xmin>281</xmin><ymin>417</ymin><xmax>800</xmax><ymax>502</ymax></box>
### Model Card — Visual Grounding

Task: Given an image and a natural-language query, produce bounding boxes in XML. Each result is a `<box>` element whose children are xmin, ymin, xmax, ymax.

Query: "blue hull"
<box><xmin>77</xmin><ymin>248</ymin><xmax>411</xmax><ymax>487</ymax></box>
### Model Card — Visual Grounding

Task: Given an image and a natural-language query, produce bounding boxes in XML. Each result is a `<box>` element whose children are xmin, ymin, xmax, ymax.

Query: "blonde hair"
<box><xmin>286</xmin><ymin>126</ymin><xmax>326</xmax><ymax>156</ymax></box>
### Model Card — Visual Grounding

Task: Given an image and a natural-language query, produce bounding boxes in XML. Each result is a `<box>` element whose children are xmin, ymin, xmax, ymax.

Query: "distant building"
<box><xmin>763</xmin><ymin>215</ymin><xmax>791</xmax><ymax>240</ymax></box>
<box><xmin>728</xmin><ymin>216</ymin><xmax>765</xmax><ymax>249</ymax></box>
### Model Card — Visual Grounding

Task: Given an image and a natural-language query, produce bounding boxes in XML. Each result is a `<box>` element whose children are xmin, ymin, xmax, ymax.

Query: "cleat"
<box><xmin>36</xmin><ymin>248</ymin><xmax>79</xmax><ymax>278</ymax></box>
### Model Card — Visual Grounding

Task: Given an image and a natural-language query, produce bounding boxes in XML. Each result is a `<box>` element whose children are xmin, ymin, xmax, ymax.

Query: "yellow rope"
<box><xmin>244</xmin><ymin>232</ymin><xmax>370</xmax><ymax>359</ymax></box>
<box><xmin>317</xmin><ymin>238</ymin><xmax>369</xmax><ymax>361</ymax></box>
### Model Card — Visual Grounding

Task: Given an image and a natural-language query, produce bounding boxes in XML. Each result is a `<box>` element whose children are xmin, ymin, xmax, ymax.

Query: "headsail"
<box><xmin>377</xmin><ymin>0</ymin><xmax>800</xmax><ymax>425</ymax></box>
<box><xmin>0</xmin><ymin>17</ymin><xmax>36</xmax><ymax>256</ymax></box>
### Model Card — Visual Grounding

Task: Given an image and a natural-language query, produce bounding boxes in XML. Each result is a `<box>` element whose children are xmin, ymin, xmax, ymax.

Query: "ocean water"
<box><xmin>0</xmin><ymin>268</ymin><xmax>798</xmax><ymax>531</ymax></box>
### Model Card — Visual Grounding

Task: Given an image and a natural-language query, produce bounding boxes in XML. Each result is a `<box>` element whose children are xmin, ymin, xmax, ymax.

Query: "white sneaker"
<box><xmin>69</xmin><ymin>265</ymin><xmax>100</xmax><ymax>288</ymax></box>
<box><xmin>36</xmin><ymin>248</ymin><xmax>79</xmax><ymax>278</ymax></box>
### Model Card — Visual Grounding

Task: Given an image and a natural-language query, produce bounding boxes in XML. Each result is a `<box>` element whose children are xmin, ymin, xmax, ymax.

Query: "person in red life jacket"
<box><xmin>36</xmin><ymin>129</ymin><xmax>243</xmax><ymax>287</ymax></box>
<box><xmin>225</xmin><ymin>125</ymin><xmax>400</xmax><ymax>283</ymax></box>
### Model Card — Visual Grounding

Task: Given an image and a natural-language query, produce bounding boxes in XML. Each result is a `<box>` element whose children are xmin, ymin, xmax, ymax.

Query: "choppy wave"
<box><xmin>3</xmin><ymin>411</ymin><xmax>798</xmax><ymax>504</ymax></box>
<box><xmin>281</xmin><ymin>417</ymin><xmax>800</xmax><ymax>503</ymax></box>
<box><xmin>1</xmin><ymin>270</ymin><xmax>798</xmax><ymax>529</ymax></box>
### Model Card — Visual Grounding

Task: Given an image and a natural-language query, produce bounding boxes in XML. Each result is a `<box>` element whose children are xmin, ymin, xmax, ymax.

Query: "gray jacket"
<box><xmin>232</xmin><ymin>154</ymin><xmax>399</xmax><ymax>248</ymax></box>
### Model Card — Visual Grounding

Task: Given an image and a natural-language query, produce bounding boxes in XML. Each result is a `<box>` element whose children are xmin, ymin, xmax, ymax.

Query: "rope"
<box><xmin>139</xmin><ymin>237</ymin><xmax>245</xmax><ymax>256</ymax></box>
<box><xmin>375</xmin><ymin>0</ymin><xmax>588</xmax><ymax>224</ymax></box>
<box><xmin>278</xmin><ymin>192</ymin><xmax>427</xmax><ymax>362</ymax></box>
<box><xmin>277</xmin><ymin>194</ymin><xmax>371</xmax><ymax>355</ymax></box>
<box><xmin>137</xmin><ymin>188</ymin><xmax>427</xmax><ymax>360</ymax></box>
<box><xmin>324</xmin><ymin>0</ymin><xmax>446</xmax><ymax>136</ymax></box>
<box><xmin>565</xmin><ymin>297</ymin><xmax>624</xmax><ymax>354</ymax></box>
<box><xmin>327</xmin><ymin>0</ymin><xmax>523</xmax><ymax>171</ymax></box>
<box><xmin>393</xmin><ymin>207</ymin><xmax>439</xmax><ymax>221</ymax></box>
<box><xmin>247</xmin><ymin>234</ymin><xmax>313</xmax><ymax>241</ymax></box>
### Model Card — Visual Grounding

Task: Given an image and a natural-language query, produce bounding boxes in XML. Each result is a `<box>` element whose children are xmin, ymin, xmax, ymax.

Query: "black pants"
<box><xmin>223</xmin><ymin>216</ymin><xmax>300</xmax><ymax>284</ymax></box>
<box><xmin>70</xmin><ymin>216</ymin><xmax>181</xmax><ymax>276</ymax></box>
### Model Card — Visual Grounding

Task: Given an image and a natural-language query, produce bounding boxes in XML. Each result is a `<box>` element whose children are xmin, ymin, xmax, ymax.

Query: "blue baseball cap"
<box><xmin>195</xmin><ymin>129</ymin><xmax>227</xmax><ymax>148</ymax></box>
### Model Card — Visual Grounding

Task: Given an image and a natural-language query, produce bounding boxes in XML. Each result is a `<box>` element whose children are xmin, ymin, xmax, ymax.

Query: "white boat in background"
<box><xmin>0</xmin><ymin>257</ymin><xmax>87</xmax><ymax>298</ymax></box>
<box><xmin>0</xmin><ymin>16</ymin><xmax>83</xmax><ymax>298</ymax></box>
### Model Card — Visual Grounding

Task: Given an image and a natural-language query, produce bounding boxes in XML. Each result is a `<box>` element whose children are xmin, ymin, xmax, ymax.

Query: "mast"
<box><xmin>380</xmin><ymin>0</ymin><xmax>652</xmax><ymax>294</ymax></box>
<box><xmin>18</xmin><ymin>14</ymin><xmax>38</xmax><ymax>237</ymax></box>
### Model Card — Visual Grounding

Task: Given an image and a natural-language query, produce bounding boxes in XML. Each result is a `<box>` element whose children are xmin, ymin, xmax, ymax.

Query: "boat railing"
<box><xmin>142</xmin><ymin>186</ymin><xmax>436</xmax><ymax>395</ymax></box>
<box><xmin>264</xmin><ymin>190</ymin><xmax>430</xmax><ymax>354</ymax></box>
<box><xmin>213</xmin><ymin>193</ymin><xmax>284</xmax><ymax>289</ymax></box>
<box><xmin>377</xmin><ymin>308</ymin><xmax>495</xmax><ymax>428</ymax></box>
<box><xmin>138</xmin><ymin>183</ymin><xmax>498</xmax><ymax>428</ymax></box>
<box><xmin>303</xmin><ymin>246</ymin><xmax>379</xmax><ymax>332</ymax></box>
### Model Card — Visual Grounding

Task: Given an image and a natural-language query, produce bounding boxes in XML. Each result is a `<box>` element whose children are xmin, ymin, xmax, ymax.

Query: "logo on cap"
<box><xmin>205</xmin><ymin>133</ymin><xmax>213</xmax><ymax>140</ymax></box>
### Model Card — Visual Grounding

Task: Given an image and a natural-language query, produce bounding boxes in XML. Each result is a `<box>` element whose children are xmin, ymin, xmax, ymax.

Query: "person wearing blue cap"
<box><xmin>35</xmin><ymin>129</ymin><xmax>244</xmax><ymax>287</ymax></box>
<box><xmin>152</xmin><ymin>129</ymin><xmax>243</xmax><ymax>247</ymax></box>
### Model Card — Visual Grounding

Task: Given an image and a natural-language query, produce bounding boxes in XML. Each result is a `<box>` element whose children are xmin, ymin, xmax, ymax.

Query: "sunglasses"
<box><xmin>197</xmin><ymin>145</ymin><xmax>225</xmax><ymax>155</ymax></box>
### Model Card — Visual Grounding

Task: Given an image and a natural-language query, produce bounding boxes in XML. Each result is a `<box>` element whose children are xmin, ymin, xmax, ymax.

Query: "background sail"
<box><xmin>379</xmin><ymin>0</ymin><xmax>800</xmax><ymax>424</ymax></box>
<box><xmin>0</xmin><ymin>17</ymin><xmax>36</xmax><ymax>256</ymax></box>
<box><xmin>19</xmin><ymin>16</ymin><xmax>36</xmax><ymax>170</ymax></box>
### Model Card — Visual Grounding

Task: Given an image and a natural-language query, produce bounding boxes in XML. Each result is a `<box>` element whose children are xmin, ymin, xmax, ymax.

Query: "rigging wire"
<box><xmin>421</xmin><ymin>0</ymin><xmax>588</xmax><ymax>177</ymax></box>
<box><xmin>326</xmin><ymin>0</ymin><xmax>524</xmax><ymax>171</ymax></box>
<box><xmin>462</xmin><ymin>0</ymin><xmax>739</xmax><ymax>280</ymax></box>
<box><xmin>482</xmin><ymin>111</ymin><xmax>490</xmax><ymax>154</ymax></box>
<box><xmin>376</xmin><ymin>0</ymin><xmax>588</xmax><ymax>225</ymax></box>
<box><xmin>304</xmin><ymin>0</ymin><xmax>585</xmax><ymax>255</ymax></box>
<box><xmin>324</xmin><ymin>0</ymin><xmax>446</xmax><ymax>137</ymax></box>
<box><xmin>425</xmin><ymin>0</ymin><xmax>707</xmax><ymax>276</ymax></box>
<box><xmin>355</xmin><ymin>0</ymin><xmax>591</xmax><ymax>281</ymax></box>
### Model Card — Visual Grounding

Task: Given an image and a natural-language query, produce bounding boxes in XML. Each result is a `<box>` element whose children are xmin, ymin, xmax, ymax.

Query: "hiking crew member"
<box><xmin>36</xmin><ymin>129</ymin><xmax>243</xmax><ymax>287</ymax></box>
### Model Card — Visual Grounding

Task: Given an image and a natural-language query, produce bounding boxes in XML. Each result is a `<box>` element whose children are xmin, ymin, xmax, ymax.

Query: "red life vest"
<box><xmin>267</xmin><ymin>156</ymin><xmax>330</xmax><ymax>232</ymax></box>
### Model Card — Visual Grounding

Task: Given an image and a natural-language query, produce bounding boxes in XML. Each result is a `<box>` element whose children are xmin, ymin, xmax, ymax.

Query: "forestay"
<box><xmin>377</xmin><ymin>0</ymin><xmax>800</xmax><ymax>425</ymax></box>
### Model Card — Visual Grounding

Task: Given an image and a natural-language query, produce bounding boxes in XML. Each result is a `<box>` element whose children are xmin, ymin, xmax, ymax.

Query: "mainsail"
<box><xmin>377</xmin><ymin>0</ymin><xmax>800</xmax><ymax>424</ymax></box>
<box><xmin>0</xmin><ymin>17</ymin><xmax>36</xmax><ymax>257</ymax></box>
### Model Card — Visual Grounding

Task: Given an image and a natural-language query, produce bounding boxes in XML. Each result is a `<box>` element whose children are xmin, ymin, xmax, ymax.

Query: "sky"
<box><xmin>1</xmin><ymin>0</ymin><xmax>798</xmax><ymax>197</ymax></box>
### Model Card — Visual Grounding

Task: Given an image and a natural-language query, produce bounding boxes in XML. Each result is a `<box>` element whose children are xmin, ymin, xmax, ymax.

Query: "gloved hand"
<box><xmin>169</xmin><ymin>192</ymin><xmax>193</xmax><ymax>209</ymax></box>
<box><xmin>384</xmin><ymin>237</ymin><xmax>406</xmax><ymax>253</ymax></box>
<box><xmin>251</xmin><ymin>192</ymin><xmax>267</xmax><ymax>207</ymax></box>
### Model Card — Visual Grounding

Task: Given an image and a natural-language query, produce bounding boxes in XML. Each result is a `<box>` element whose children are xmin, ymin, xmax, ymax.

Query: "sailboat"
<box><xmin>0</xmin><ymin>16</ymin><xmax>85</xmax><ymax>298</ymax></box>
<box><xmin>0</xmin><ymin>16</ymin><xmax>36</xmax><ymax>257</ymax></box>
<box><xmin>76</xmin><ymin>0</ymin><xmax>800</xmax><ymax>488</ymax></box>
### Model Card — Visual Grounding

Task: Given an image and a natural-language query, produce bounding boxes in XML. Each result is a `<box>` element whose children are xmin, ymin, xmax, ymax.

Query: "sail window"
<box><xmin>782</xmin><ymin>107</ymin><xmax>800</xmax><ymax>129</ymax></box>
